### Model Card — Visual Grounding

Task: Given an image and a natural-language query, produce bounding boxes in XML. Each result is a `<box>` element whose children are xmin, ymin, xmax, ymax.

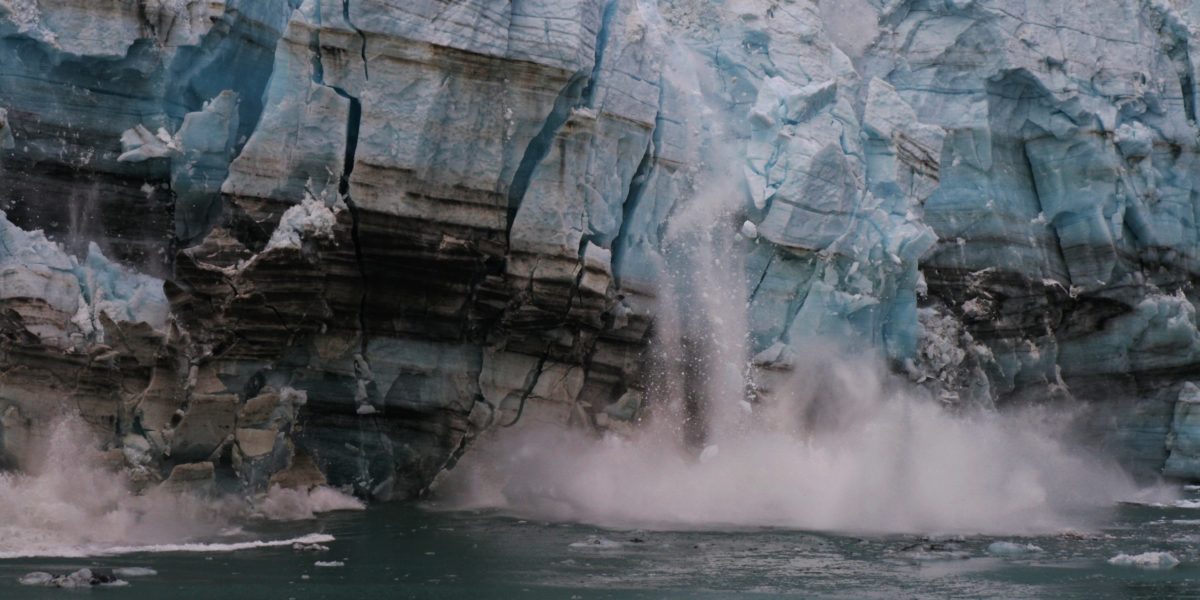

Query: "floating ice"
<box><xmin>1108</xmin><ymin>552</ymin><xmax>1180</xmax><ymax>569</ymax></box>
<box><xmin>18</xmin><ymin>569</ymin><xmax>126</xmax><ymax>587</ymax></box>
<box><xmin>987</xmin><ymin>541</ymin><xmax>1044</xmax><ymax>556</ymax></box>
<box><xmin>112</xmin><ymin>567</ymin><xmax>157</xmax><ymax>577</ymax></box>
<box><xmin>17</xmin><ymin>572</ymin><xmax>54</xmax><ymax>586</ymax></box>
<box><xmin>569</xmin><ymin>536</ymin><xmax>623</xmax><ymax>550</ymax></box>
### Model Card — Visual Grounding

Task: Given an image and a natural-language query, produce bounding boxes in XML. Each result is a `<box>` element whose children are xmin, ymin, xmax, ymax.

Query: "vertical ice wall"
<box><xmin>4</xmin><ymin>0</ymin><xmax>1200</xmax><ymax>497</ymax></box>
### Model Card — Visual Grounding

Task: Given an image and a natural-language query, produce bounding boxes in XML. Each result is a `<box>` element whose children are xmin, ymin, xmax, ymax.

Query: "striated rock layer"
<box><xmin>6</xmin><ymin>0</ymin><xmax>1200</xmax><ymax>497</ymax></box>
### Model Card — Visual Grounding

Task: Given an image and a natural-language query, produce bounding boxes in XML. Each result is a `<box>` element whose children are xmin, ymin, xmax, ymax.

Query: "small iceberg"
<box><xmin>314</xmin><ymin>560</ymin><xmax>345</xmax><ymax>567</ymax></box>
<box><xmin>1108</xmin><ymin>552</ymin><xmax>1180</xmax><ymax>569</ymax></box>
<box><xmin>987</xmin><ymin>541</ymin><xmax>1044</xmax><ymax>556</ymax></box>
<box><xmin>18</xmin><ymin>573</ymin><xmax>56</xmax><ymax>586</ymax></box>
<box><xmin>112</xmin><ymin>567</ymin><xmax>157</xmax><ymax>577</ymax></box>
<box><xmin>19</xmin><ymin>569</ymin><xmax>127</xmax><ymax>587</ymax></box>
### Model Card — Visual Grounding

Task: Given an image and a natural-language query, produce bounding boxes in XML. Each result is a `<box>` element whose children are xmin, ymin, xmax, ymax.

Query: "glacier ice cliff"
<box><xmin>6</xmin><ymin>0</ymin><xmax>1200</xmax><ymax>499</ymax></box>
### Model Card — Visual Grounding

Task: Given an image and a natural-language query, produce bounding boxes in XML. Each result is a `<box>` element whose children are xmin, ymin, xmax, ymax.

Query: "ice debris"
<box><xmin>986</xmin><ymin>541</ymin><xmax>1044</xmax><ymax>556</ymax></box>
<box><xmin>19</xmin><ymin>569</ymin><xmax>127</xmax><ymax>587</ymax></box>
<box><xmin>264</xmin><ymin>195</ymin><xmax>342</xmax><ymax>252</ymax></box>
<box><xmin>1108</xmin><ymin>552</ymin><xmax>1180</xmax><ymax>569</ymax></box>
<box><xmin>111</xmin><ymin>567</ymin><xmax>157</xmax><ymax>577</ymax></box>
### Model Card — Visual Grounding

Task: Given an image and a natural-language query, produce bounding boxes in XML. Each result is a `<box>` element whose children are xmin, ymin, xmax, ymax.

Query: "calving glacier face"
<box><xmin>0</xmin><ymin>0</ymin><xmax>674</xmax><ymax>499</ymax></box>
<box><xmin>700</xmin><ymin>0</ymin><xmax>1200</xmax><ymax>474</ymax></box>
<box><xmin>3</xmin><ymin>0</ymin><xmax>1200</xmax><ymax>504</ymax></box>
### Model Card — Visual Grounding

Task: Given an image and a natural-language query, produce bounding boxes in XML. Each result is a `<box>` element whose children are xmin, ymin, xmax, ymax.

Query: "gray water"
<box><xmin>3</xmin><ymin>498</ymin><xmax>1200</xmax><ymax>599</ymax></box>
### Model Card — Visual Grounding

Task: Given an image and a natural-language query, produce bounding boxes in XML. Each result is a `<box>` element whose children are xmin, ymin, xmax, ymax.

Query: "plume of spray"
<box><xmin>432</xmin><ymin>30</ymin><xmax>1167</xmax><ymax>534</ymax></box>
<box><xmin>0</xmin><ymin>416</ymin><xmax>233</xmax><ymax>558</ymax></box>
<box><xmin>0</xmin><ymin>414</ymin><xmax>363</xmax><ymax>558</ymax></box>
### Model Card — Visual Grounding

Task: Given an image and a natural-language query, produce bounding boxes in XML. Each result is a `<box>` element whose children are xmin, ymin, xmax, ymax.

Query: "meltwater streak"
<box><xmin>0</xmin><ymin>417</ymin><xmax>352</xmax><ymax>558</ymax></box>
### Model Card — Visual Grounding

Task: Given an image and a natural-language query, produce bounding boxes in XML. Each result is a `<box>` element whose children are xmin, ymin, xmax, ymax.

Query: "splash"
<box><xmin>0</xmin><ymin>416</ymin><xmax>236</xmax><ymax>558</ymax></box>
<box><xmin>435</xmin><ymin>354</ymin><xmax>1156</xmax><ymax>534</ymax></box>
<box><xmin>256</xmin><ymin>484</ymin><xmax>366</xmax><ymax>521</ymax></box>
<box><xmin>0</xmin><ymin>416</ymin><xmax>351</xmax><ymax>558</ymax></box>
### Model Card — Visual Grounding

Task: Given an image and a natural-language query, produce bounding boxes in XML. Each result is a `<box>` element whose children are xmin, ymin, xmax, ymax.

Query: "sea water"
<box><xmin>4</xmin><ymin>498</ymin><xmax>1200</xmax><ymax>599</ymax></box>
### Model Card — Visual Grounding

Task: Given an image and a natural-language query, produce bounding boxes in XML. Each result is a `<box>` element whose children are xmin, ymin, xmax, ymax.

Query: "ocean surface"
<box><xmin>4</xmin><ymin>497</ymin><xmax>1200</xmax><ymax>599</ymax></box>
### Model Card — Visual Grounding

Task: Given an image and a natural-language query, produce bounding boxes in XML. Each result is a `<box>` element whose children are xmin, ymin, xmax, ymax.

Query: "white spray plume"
<box><xmin>435</xmin><ymin>349</ymin><xmax>1159</xmax><ymax>534</ymax></box>
<box><xmin>0</xmin><ymin>416</ymin><xmax>231</xmax><ymax>558</ymax></box>
<box><xmin>0</xmin><ymin>415</ymin><xmax>361</xmax><ymax>557</ymax></box>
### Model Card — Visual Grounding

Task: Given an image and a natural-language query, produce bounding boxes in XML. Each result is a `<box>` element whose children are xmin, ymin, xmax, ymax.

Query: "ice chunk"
<box><xmin>118</xmin><ymin>124</ymin><xmax>178</xmax><ymax>162</ymax></box>
<box><xmin>18</xmin><ymin>572</ymin><xmax>54</xmax><ymax>586</ymax></box>
<box><xmin>1108</xmin><ymin>552</ymin><xmax>1180</xmax><ymax>569</ymax></box>
<box><xmin>264</xmin><ymin>195</ymin><xmax>341</xmax><ymax>251</ymax></box>
<box><xmin>112</xmin><ymin>567</ymin><xmax>157</xmax><ymax>577</ymax></box>
<box><xmin>18</xmin><ymin>568</ymin><xmax>126</xmax><ymax>587</ymax></box>
<box><xmin>569</xmin><ymin>536</ymin><xmax>623</xmax><ymax>549</ymax></box>
<box><xmin>986</xmin><ymin>541</ymin><xmax>1044</xmax><ymax>556</ymax></box>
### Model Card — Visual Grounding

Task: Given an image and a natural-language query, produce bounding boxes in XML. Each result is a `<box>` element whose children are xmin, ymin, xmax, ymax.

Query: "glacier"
<box><xmin>3</xmin><ymin>0</ymin><xmax>1200</xmax><ymax>502</ymax></box>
